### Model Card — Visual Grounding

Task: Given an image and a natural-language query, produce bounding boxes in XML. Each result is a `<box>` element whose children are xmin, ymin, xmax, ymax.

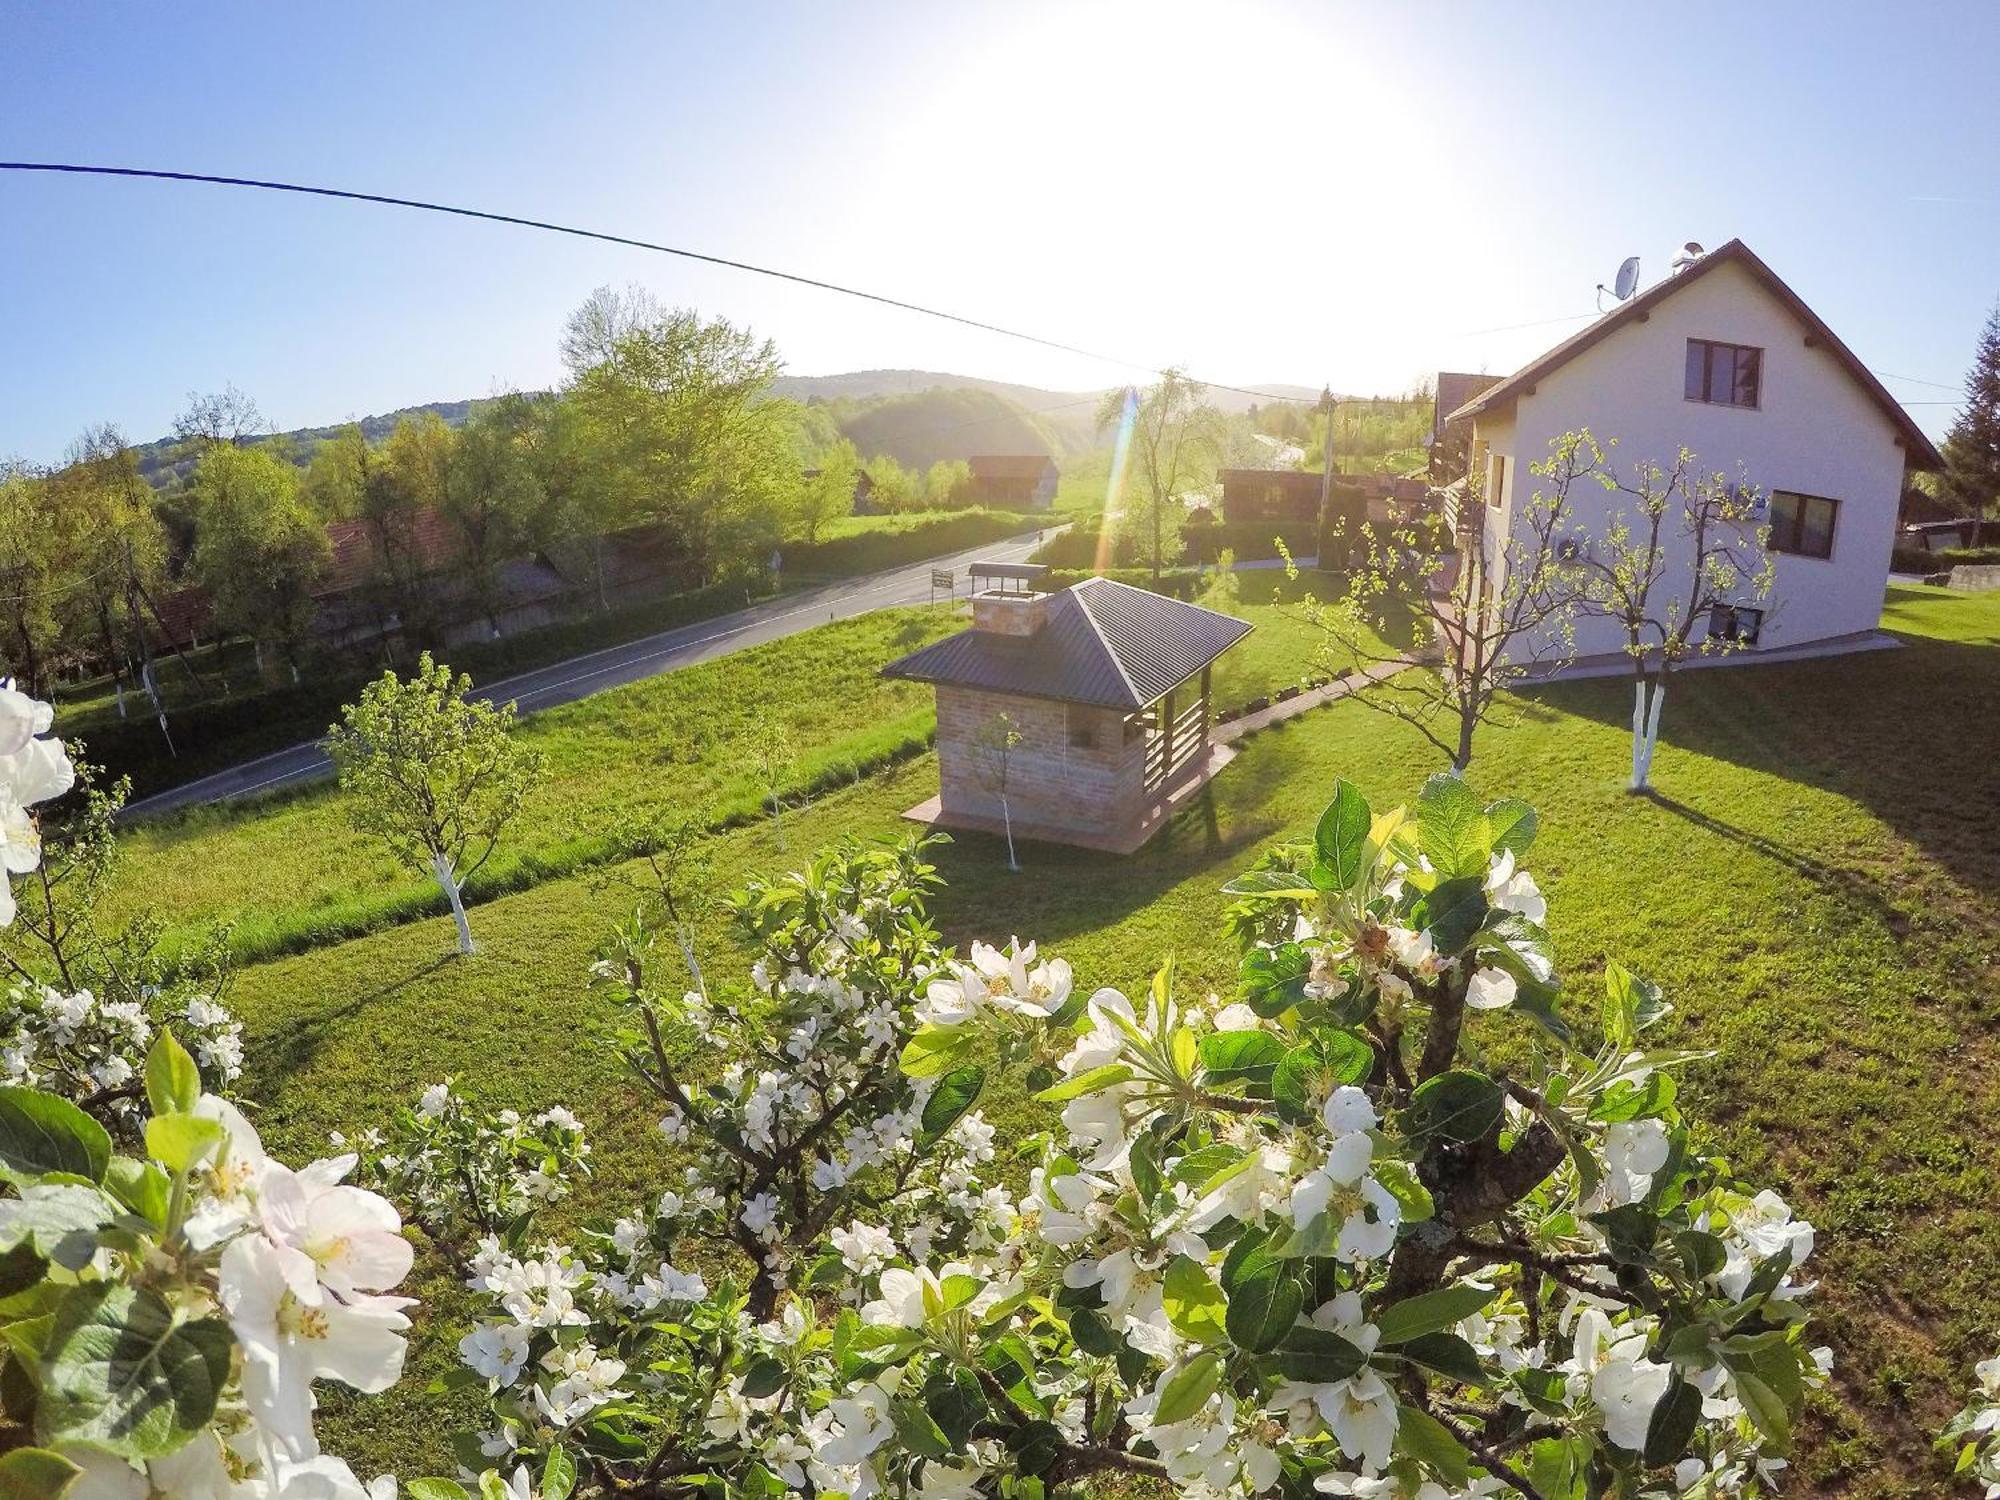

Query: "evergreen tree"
<box><xmin>1941</xmin><ymin>302</ymin><xmax>2000</xmax><ymax>545</ymax></box>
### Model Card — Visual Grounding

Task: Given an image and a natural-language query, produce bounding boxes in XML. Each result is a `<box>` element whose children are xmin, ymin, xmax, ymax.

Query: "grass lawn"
<box><xmin>94</xmin><ymin>608</ymin><xmax>962</xmax><ymax>959</ymax></box>
<box><xmin>129</xmin><ymin>585</ymin><xmax>2000</xmax><ymax>1491</ymax></box>
<box><xmin>1201</xmin><ymin>567</ymin><xmax>1405</xmax><ymax>713</ymax></box>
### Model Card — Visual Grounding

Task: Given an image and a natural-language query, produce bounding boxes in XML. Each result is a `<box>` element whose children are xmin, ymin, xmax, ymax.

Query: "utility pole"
<box><xmin>1316</xmin><ymin>386</ymin><xmax>1338</xmax><ymax>515</ymax></box>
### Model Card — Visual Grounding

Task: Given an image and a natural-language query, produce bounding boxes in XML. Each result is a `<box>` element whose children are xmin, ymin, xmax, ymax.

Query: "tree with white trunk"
<box><xmin>1559</xmin><ymin>433</ymin><xmax>1774</xmax><ymax>793</ymax></box>
<box><xmin>327</xmin><ymin>652</ymin><xmax>545</xmax><ymax>955</ymax></box>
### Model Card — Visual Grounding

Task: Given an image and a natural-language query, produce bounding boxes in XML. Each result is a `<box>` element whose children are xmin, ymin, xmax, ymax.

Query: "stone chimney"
<box><xmin>972</xmin><ymin>589</ymin><xmax>1048</xmax><ymax>636</ymax></box>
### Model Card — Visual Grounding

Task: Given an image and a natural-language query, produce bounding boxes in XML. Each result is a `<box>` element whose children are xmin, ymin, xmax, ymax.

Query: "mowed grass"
<box><xmin>1203</xmin><ymin>567</ymin><xmax>1406</xmax><ymax>712</ymax></box>
<box><xmin>234</xmin><ymin>584</ymin><xmax>2000</xmax><ymax>1493</ymax></box>
<box><xmin>96</xmin><ymin>608</ymin><xmax>962</xmax><ymax>958</ymax></box>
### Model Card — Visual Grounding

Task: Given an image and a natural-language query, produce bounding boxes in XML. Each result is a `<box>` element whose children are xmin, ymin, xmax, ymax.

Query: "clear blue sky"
<box><xmin>2</xmin><ymin>1</ymin><xmax>1994</xmax><ymax>463</ymax></box>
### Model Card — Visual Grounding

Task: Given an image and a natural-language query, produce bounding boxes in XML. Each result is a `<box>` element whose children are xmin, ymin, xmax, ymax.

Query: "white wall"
<box><xmin>1479</xmin><ymin>257</ymin><xmax>1912</xmax><ymax>662</ymax></box>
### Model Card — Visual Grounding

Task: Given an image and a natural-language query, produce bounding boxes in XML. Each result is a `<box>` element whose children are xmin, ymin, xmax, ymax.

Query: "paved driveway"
<box><xmin>122</xmin><ymin>527</ymin><xmax>1060</xmax><ymax>819</ymax></box>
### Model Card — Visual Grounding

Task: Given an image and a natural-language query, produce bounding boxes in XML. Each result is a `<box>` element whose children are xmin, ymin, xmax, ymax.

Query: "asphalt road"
<box><xmin>122</xmin><ymin>527</ymin><xmax>1061</xmax><ymax>819</ymax></box>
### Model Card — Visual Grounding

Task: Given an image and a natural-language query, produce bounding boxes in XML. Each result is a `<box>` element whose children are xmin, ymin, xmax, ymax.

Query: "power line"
<box><xmin>1873</xmin><ymin>370</ymin><xmax>1963</xmax><ymax>391</ymax></box>
<box><xmin>0</xmin><ymin>160</ymin><xmax>1321</xmax><ymax>408</ymax></box>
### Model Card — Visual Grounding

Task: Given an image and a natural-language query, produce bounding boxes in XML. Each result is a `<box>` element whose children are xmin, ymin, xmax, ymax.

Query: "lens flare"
<box><xmin>1097</xmin><ymin>385</ymin><xmax>1139</xmax><ymax>573</ymax></box>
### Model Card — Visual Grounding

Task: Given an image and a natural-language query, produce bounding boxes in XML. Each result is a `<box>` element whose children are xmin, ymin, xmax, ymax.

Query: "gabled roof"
<box><xmin>1432</xmin><ymin>373</ymin><xmax>1500</xmax><ymax>439</ymax></box>
<box><xmin>1447</xmin><ymin>240</ymin><xmax>1944</xmax><ymax>470</ymax></box>
<box><xmin>318</xmin><ymin>507</ymin><xmax>460</xmax><ymax>597</ymax></box>
<box><xmin>882</xmin><ymin>576</ymin><xmax>1252</xmax><ymax>710</ymax></box>
<box><xmin>968</xmin><ymin>454</ymin><xmax>1058</xmax><ymax>479</ymax></box>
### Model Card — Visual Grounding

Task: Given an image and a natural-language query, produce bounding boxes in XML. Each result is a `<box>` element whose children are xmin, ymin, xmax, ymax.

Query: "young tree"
<box><xmin>0</xmin><ymin>459</ymin><xmax>67</xmax><ymax>698</ymax></box>
<box><xmin>171</xmin><ymin>383</ymin><xmax>265</xmax><ymax>450</ymax></box>
<box><xmin>970</xmin><ymin>710</ymin><xmax>1024</xmax><ymax>872</ymax></box>
<box><xmin>1562</xmin><ymin>433</ymin><xmax>1775</xmax><ymax>792</ymax></box>
<box><xmin>60</xmin><ymin>426</ymin><xmax>177</xmax><ymax>720</ymax></box>
<box><xmin>189</xmin><ymin>443</ymin><xmax>329</xmax><ymax>680</ymax></box>
<box><xmin>862</xmin><ymin>452</ymin><xmax>922</xmax><ymax>513</ymax></box>
<box><xmin>1940</xmin><ymin>302</ymin><xmax>2000</xmax><ymax>545</ymax></box>
<box><xmin>797</xmin><ymin>438</ymin><xmax>861</xmax><ymax>544</ymax></box>
<box><xmin>1100</xmin><ymin>368</ymin><xmax>1225</xmax><ymax>581</ymax></box>
<box><xmin>1292</xmin><ymin>444</ymin><xmax>1588</xmax><ymax>770</ymax></box>
<box><xmin>326</xmin><ymin>653</ymin><xmax>546</xmax><ymax>956</ymax></box>
<box><xmin>923</xmin><ymin>457</ymin><xmax>971</xmax><ymax>509</ymax></box>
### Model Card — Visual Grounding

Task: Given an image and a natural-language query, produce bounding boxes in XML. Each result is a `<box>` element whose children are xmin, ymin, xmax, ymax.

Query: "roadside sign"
<box><xmin>931</xmin><ymin>569</ymin><xmax>954</xmax><ymax>589</ymax></box>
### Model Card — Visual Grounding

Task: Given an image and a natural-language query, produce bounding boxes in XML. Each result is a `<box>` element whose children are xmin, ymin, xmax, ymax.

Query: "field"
<box><xmin>82</xmin><ymin>584</ymin><xmax>2000</xmax><ymax>1491</ymax></box>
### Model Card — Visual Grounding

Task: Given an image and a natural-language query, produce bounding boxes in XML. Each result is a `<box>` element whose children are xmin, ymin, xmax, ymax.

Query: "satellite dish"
<box><xmin>1596</xmin><ymin>255</ymin><xmax>1641</xmax><ymax>312</ymax></box>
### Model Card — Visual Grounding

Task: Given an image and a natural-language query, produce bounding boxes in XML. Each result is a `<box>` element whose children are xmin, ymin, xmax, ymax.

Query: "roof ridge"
<box><xmin>1067</xmin><ymin>578</ymin><xmax>1145</xmax><ymax>706</ymax></box>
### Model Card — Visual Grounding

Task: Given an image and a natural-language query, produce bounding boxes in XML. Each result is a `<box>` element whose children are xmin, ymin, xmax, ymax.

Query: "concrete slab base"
<box><xmin>1521</xmin><ymin>630</ymin><xmax>1904</xmax><ymax>682</ymax></box>
<box><xmin>902</xmin><ymin>741</ymin><xmax>1239</xmax><ymax>855</ymax></box>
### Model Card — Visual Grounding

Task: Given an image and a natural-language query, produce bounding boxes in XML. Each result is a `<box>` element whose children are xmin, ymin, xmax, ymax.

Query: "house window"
<box><xmin>1709</xmin><ymin>603</ymin><xmax>1764</xmax><ymax>645</ymax></box>
<box><xmin>1685</xmin><ymin>339</ymin><xmax>1762</xmax><ymax>408</ymax></box>
<box><xmin>1487</xmin><ymin>453</ymin><xmax>1507</xmax><ymax>508</ymax></box>
<box><xmin>1068</xmin><ymin>716</ymin><xmax>1096</xmax><ymax>749</ymax></box>
<box><xmin>1768</xmin><ymin>491</ymin><xmax>1838</xmax><ymax>559</ymax></box>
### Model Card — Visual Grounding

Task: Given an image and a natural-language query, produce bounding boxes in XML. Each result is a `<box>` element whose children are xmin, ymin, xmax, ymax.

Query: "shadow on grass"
<box><xmin>1637</xmin><ymin>791</ymin><xmax>1911</xmax><ymax>940</ymax></box>
<box><xmin>252</xmin><ymin>953</ymin><xmax>456</xmax><ymax>1084</ymax></box>
<box><xmin>1521</xmin><ymin>639</ymin><xmax>2000</xmax><ymax>897</ymax></box>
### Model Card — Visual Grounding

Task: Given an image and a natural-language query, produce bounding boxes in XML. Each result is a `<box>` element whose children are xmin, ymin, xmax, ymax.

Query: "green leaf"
<box><xmin>1733</xmin><ymin>1370</ymin><xmax>1792</xmax><ymax>1452</ymax></box>
<box><xmin>1153</xmin><ymin>1350</ymin><xmax>1223</xmax><ymax>1426</ymax></box>
<box><xmin>38</xmin><ymin>1283</ymin><xmax>233</xmax><ymax>1458</ymax></box>
<box><xmin>1395</xmin><ymin>1331</ymin><xmax>1487</xmax><ymax>1387</ymax></box>
<box><xmin>1587</xmin><ymin>1205</ymin><xmax>1661</xmax><ymax>1267</ymax></box>
<box><xmin>1643</xmin><ymin>1376</ymin><xmax>1703</xmax><ymax>1468</ymax></box>
<box><xmin>740</xmin><ymin>1356</ymin><xmax>788</xmax><ymax>1399</ymax></box>
<box><xmin>1420</xmin><ymin>877</ymin><xmax>1489</xmax><ymax>954</ymax></box>
<box><xmin>1274</xmin><ymin>1325</ymin><xmax>1366</xmax><ymax>1384</ymax></box>
<box><xmin>1374</xmin><ymin>1284</ymin><xmax>1499</xmax><ymax>1345</ymax></box>
<box><xmin>1314</xmin><ymin>781</ymin><xmax>1373</xmax><ymax>890</ymax></box>
<box><xmin>1006</xmin><ymin>1419</ymin><xmax>1065</xmax><ymax>1477</ymax></box>
<box><xmin>1220</xmin><ymin>870</ymin><xmax>1321</xmax><ymax>899</ymax></box>
<box><xmin>1237</xmin><ymin>943</ymin><xmax>1312</xmax><ymax>1018</ymax></box>
<box><xmin>404</xmin><ymin>1482</ymin><xmax>474</xmax><ymax>1500</ymax></box>
<box><xmin>1594</xmin><ymin>1073</ymin><xmax>1676</xmax><ymax>1123</ymax></box>
<box><xmin>1394</xmin><ymin>1405</ymin><xmax>1469</xmax><ymax>1486</ymax></box>
<box><xmin>1269</xmin><ymin>1046</ymin><xmax>1320</xmax><ymax>1121</ymax></box>
<box><xmin>899</xmin><ymin>1025</ymin><xmax>972</xmax><ymax>1079</ymax></box>
<box><xmin>0</xmin><ymin>1184</ymin><xmax>118</xmax><ymax>1270</ymax></box>
<box><xmin>1222</xmin><ymin>1238</ymin><xmax>1302</xmax><ymax>1354</ymax></box>
<box><xmin>919</xmin><ymin>1065</ymin><xmax>986</xmax><ymax>1139</ymax></box>
<box><xmin>1034</xmin><ymin>1064</ymin><xmax>1133</xmax><ymax>1103</ymax></box>
<box><xmin>1415</xmin><ymin>774</ymin><xmax>1492</xmax><ymax>878</ymax></box>
<box><xmin>1672</xmin><ymin>1230</ymin><xmax>1727</xmax><ymax>1282</ymax></box>
<box><xmin>1602</xmin><ymin>964</ymin><xmax>1667</xmax><ymax>1051</ymax></box>
<box><xmin>542</xmin><ymin>1447</ymin><xmax>578</xmax><ymax>1500</ymax></box>
<box><xmin>102</xmin><ymin>1159</ymin><xmax>171</xmax><ymax>1228</ymax></box>
<box><xmin>1067</xmin><ymin>1306</ymin><xmax>1119</xmax><ymax>1357</ymax></box>
<box><xmin>0</xmin><ymin>1448</ymin><xmax>82</xmax><ymax>1500</ymax></box>
<box><xmin>1198</xmin><ymin>1031</ymin><xmax>1286</xmax><ymax>1088</ymax></box>
<box><xmin>143</xmin><ymin>1030</ymin><xmax>202</xmax><ymax>1118</ymax></box>
<box><xmin>1485</xmin><ymin>798</ymin><xmax>1538</xmax><ymax>860</ymax></box>
<box><xmin>1371</xmin><ymin>1160</ymin><xmax>1435</xmax><ymax>1223</ymax></box>
<box><xmin>144</xmin><ymin>1115</ymin><xmax>225</xmax><ymax>1177</ymax></box>
<box><xmin>1406</xmin><ymin>1070</ymin><xmax>1504</xmax><ymax>1145</ymax></box>
<box><xmin>1161</xmin><ymin>1256</ymin><xmax>1227</xmax><ymax>1345</ymax></box>
<box><xmin>925</xmin><ymin>1367</ymin><xmax>988</xmax><ymax>1448</ymax></box>
<box><xmin>891</xmin><ymin>1398</ymin><xmax>951</xmax><ymax>1460</ymax></box>
<box><xmin>0</xmin><ymin>1089</ymin><xmax>110</xmax><ymax>1186</ymax></box>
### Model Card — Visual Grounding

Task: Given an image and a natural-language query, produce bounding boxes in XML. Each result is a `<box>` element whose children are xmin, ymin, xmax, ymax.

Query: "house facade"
<box><xmin>1449</xmin><ymin>239</ymin><xmax>1943</xmax><ymax>663</ymax></box>
<box><xmin>962</xmin><ymin>455</ymin><xmax>1059</xmax><ymax>509</ymax></box>
<box><xmin>882</xmin><ymin>573</ymin><xmax>1251</xmax><ymax>853</ymax></box>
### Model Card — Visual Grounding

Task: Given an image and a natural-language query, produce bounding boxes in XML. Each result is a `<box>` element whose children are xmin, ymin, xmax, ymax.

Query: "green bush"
<box><xmin>1318</xmin><ymin>480</ymin><xmax>1368</xmax><ymax>568</ymax></box>
<box><xmin>1029</xmin><ymin>523</ymin><xmax>1121</xmax><ymax>569</ymax></box>
<box><xmin>1892</xmin><ymin>542</ymin><xmax>2000</xmax><ymax>574</ymax></box>
<box><xmin>1180</xmin><ymin>519</ymin><xmax>1320</xmax><ymax>565</ymax></box>
<box><xmin>1040</xmin><ymin>568</ymin><xmax>1199</xmax><ymax>599</ymax></box>
<box><xmin>781</xmin><ymin>509</ymin><xmax>1040</xmax><ymax>577</ymax></box>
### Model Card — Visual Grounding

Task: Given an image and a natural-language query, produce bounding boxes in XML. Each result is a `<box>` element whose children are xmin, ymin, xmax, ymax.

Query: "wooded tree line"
<box><xmin>0</xmin><ymin>288</ymin><xmax>946</xmax><ymax>700</ymax></box>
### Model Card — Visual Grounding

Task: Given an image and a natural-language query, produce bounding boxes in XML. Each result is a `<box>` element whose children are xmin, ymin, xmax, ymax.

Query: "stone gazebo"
<box><xmin>883</xmin><ymin>565</ymin><xmax>1252</xmax><ymax>854</ymax></box>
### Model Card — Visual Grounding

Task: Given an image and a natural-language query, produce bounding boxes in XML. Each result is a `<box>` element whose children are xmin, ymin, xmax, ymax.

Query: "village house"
<box><xmin>961</xmin><ymin>454</ymin><xmax>1059</xmax><ymax>509</ymax></box>
<box><xmin>882</xmin><ymin>565</ymin><xmax>1251</xmax><ymax>853</ymax></box>
<box><xmin>1448</xmin><ymin>238</ymin><xmax>1944</xmax><ymax>664</ymax></box>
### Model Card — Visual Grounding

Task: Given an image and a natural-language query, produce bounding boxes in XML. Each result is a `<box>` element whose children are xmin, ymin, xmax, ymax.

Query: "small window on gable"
<box><xmin>1708</xmin><ymin>603</ymin><xmax>1763</xmax><ymax>645</ymax></box>
<box><xmin>1685</xmin><ymin>338</ymin><xmax>1762</xmax><ymax>408</ymax></box>
<box><xmin>1068</xmin><ymin>715</ymin><xmax>1096</xmax><ymax>749</ymax></box>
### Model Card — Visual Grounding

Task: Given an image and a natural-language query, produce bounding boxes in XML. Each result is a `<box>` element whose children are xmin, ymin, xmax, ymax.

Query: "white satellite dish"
<box><xmin>1596</xmin><ymin>255</ymin><xmax>1641</xmax><ymax>312</ymax></box>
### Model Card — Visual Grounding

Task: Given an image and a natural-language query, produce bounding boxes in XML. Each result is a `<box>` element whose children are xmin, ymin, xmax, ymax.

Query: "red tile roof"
<box><xmin>317</xmin><ymin>508</ymin><xmax>459</xmax><ymax>597</ymax></box>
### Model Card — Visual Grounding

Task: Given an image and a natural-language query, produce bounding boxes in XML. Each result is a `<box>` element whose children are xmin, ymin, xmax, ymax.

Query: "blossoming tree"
<box><xmin>413</xmin><ymin>776</ymin><xmax>1830</xmax><ymax>1500</ymax></box>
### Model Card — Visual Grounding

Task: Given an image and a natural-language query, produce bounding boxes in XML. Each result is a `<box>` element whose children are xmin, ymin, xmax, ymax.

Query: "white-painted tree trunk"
<box><xmin>432</xmin><ymin>849</ymin><xmax>475</xmax><ymax>955</ymax></box>
<box><xmin>1629</xmin><ymin>679</ymin><xmax>1666</xmax><ymax>792</ymax></box>
<box><xmin>1000</xmin><ymin>795</ymin><xmax>1019</xmax><ymax>872</ymax></box>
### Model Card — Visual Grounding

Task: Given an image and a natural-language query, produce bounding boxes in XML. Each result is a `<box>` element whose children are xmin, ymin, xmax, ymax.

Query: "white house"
<box><xmin>1447</xmin><ymin>239</ymin><xmax>1943</xmax><ymax>666</ymax></box>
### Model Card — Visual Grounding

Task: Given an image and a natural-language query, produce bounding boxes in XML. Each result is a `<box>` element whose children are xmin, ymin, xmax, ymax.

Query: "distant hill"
<box><xmin>826</xmin><ymin>387</ymin><xmax>1102</xmax><ymax>469</ymax></box>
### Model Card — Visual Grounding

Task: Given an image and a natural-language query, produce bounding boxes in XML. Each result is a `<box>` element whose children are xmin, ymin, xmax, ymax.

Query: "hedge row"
<box><xmin>73</xmin><ymin>578</ymin><xmax>762</xmax><ymax>800</ymax></box>
<box><xmin>1041</xmin><ymin>569</ymin><xmax>1200</xmax><ymax>599</ymax></box>
<box><xmin>1891</xmin><ymin>542</ymin><xmax>2000</xmax><ymax>574</ymax></box>
<box><xmin>782</xmin><ymin>509</ymin><xmax>1043</xmax><ymax>577</ymax></box>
